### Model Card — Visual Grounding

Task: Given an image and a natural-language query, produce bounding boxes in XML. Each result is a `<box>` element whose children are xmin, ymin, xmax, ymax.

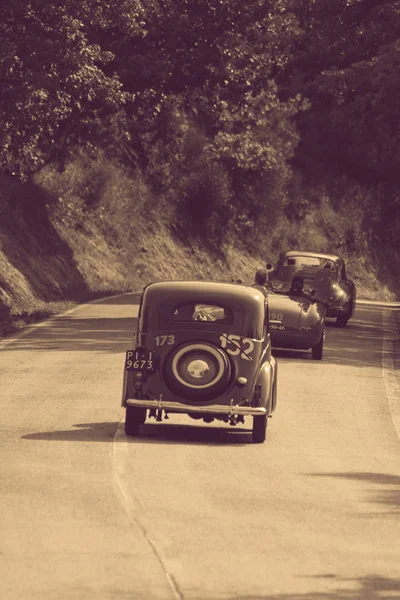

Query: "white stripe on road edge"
<box><xmin>356</xmin><ymin>299</ymin><xmax>400</xmax><ymax>308</ymax></box>
<box><xmin>382</xmin><ymin>309</ymin><xmax>400</xmax><ymax>441</ymax></box>
<box><xmin>0</xmin><ymin>292</ymin><xmax>138</xmax><ymax>350</ymax></box>
<box><xmin>112</xmin><ymin>425</ymin><xmax>184</xmax><ymax>600</ymax></box>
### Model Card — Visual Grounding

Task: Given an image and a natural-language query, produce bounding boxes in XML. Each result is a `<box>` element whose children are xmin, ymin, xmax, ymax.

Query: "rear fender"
<box><xmin>271</xmin><ymin>357</ymin><xmax>278</xmax><ymax>412</ymax></box>
<box><xmin>350</xmin><ymin>285</ymin><xmax>356</xmax><ymax>316</ymax></box>
<box><xmin>299</xmin><ymin>301</ymin><xmax>325</xmax><ymax>332</ymax></box>
<box><xmin>268</xmin><ymin>294</ymin><xmax>303</xmax><ymax>330</ymax></box>
<box><xmin>254</xmin><ymin>356</ymin><xmax>277</xmax><ymax>415</ymax></box>
<box><xmin>346</xmin><ymin>280</ymin><xmax>356</xmax><ymax>316</ymax></box>
<box><xmin>121</xmin><ymin>369</ymin><xmax>140</xmax><ymax>407</ymax></box>
<box><xmin>121</xmin><ymin>369</ymin><xmax>129</xmax><ymax>407</ymax></box>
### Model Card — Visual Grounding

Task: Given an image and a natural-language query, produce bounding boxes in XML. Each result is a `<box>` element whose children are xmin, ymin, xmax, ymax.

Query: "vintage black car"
<box><xmin>268</xmin><ymin>251</ymin><xmax>356</xmax><ymax>327</ymax></box>
<box><xmin>121</xmin><ymin>281</ymin><xmax>278</xmax><ymax>443</ymax></box>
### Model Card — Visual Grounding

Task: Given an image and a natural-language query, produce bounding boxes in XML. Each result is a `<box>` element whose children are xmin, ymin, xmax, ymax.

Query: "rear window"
<box><xmin>173</xmin><ymin>303</ymin><xmax>233</xmax><ymax>324</ymax></box>
<box><xmin>286</xmin><ymin>256</ymin><xmax>335</xmax><ymax>268</ymax></box>
<box><xmin>286</xmin><ymin>256</ymin><xmax>338</xmax><ymax>278</ymax></box>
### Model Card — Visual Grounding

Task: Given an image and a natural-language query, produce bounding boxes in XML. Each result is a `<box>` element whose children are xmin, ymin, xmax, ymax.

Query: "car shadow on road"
<box><xmin>123</xmin><ymin>421</ymin><xmax>252</xmax><ymax>446</ymax></box>
<box><xmin>21</xmin><ymin>420</ymin><xmax>254</xmax><ymax>446</ymax></box>
<box><xmin>22</xmin><ymin>422</ymin><xmax>120</xmax><ymax>443</ymax></box>
<box><xmin>226</xmin><ymin>574</ymin><xmax>400</xmax><ymax>599</ymax></box>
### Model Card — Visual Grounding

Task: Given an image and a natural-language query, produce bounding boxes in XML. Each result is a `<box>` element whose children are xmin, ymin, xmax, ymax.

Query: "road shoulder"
<box><xmin>382</xmin><ymin>307</ymin><xmax>400</xmax><ymax>440</ymax></box>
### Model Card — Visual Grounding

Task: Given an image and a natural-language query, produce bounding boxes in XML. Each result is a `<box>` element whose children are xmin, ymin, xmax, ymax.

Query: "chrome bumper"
<box><xmin>125</xmin><ymin>398</ymin><xmax>266</xmax><ymax>416</ymax></box>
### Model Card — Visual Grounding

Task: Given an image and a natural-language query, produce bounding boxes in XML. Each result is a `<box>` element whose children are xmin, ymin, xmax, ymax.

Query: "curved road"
<box><xmin>0</xmin><ymin>295</ymin><xmax>399</xmax><ymax>600</ymax></box>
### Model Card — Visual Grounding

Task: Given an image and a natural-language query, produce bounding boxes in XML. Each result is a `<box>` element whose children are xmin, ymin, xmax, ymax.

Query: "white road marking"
<box><xmin>0</xmin><ymin>293</ymin><xmax>130</xmax><ymax>350</ymax></box>
<box><xmin>356</xmin><ymin>299</ymin><xmax>400</xmax><ymax>308</ymax></box>
<box><xmin>381</xmin><ymin>309</ymin><xmax>400</xmax><ymax>441</ymax></box>
<box><xmin>112</xmin><ymin>424</ymin><xmax>184</xmax><ymax>600</ymax></box>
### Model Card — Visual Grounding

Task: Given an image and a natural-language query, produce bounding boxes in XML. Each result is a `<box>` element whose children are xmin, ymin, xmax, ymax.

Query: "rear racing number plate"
<box><xmin>125</xmin><ymin>349</ymin><xmax>154</xmax><ymax>371</ymax></box>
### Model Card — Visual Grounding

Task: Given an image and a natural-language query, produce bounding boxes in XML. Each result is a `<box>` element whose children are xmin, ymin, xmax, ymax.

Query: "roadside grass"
<box><xmin>0</xmin><ymin>302</ymin><xmax>75</xmax><ymax>338</ymax></box>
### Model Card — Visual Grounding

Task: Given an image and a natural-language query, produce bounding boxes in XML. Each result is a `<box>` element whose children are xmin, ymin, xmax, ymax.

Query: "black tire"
<box><xmin>312</xmin><ymin>331</ymin><xmax>324</xmax><ymax>360</ymax></box>
<box><xmin>252</xmin><ymin>414</ymin><xmax>267</xmax><ymax>444</ymax></box>
<box><xmin>336</xmin><ymin>314</ymin><xmax>350</xmax><ymax>327</ymax></box>
<box><xmin>125</xmin><ymin>406</ymin><xmax>146</xmax><ymax>437</ymax></box>
<box><xmin>336</xmin><ymin>302</ymin><xmax>352</xmax><ymax>327</ymax></box>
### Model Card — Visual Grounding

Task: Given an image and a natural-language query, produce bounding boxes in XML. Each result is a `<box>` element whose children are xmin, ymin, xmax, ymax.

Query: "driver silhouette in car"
<box><xmin>287</xmin><ymin>276</ymin><xmax>316</xmax><ymax>303</ymax></box>
<box><xmin>251</xmin><ymin>269</ymin><xmax>271</xmax><ymax>298</ymax></box>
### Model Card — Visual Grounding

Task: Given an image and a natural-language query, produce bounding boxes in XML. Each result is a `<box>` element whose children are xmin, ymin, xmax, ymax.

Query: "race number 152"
<box><xmin>219</xmin><ymin>334</ymin><xmax>254</xmax><ymax>360</ymax></box>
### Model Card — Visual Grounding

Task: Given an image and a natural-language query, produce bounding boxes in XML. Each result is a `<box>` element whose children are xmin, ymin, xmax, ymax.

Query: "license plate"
<box><xmin>270</xmin><ymin>324</ymin><xmax>286</xmax><ymax>331</ymax></box>
<box><xmin>125</xmin><ymin>349</ymin><xmax>154</xmax><ymax>371</ymax></box>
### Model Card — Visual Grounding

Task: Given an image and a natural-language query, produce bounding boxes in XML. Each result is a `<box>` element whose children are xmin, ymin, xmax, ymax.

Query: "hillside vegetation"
<box><xmin>1</xmin><ymin>0</ymin><xmax>399</xmax><ymax>335</ymax></box>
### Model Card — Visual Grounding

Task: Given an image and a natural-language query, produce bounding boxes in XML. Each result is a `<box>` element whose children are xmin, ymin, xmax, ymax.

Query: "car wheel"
<box><xmin>311</xmin><ymin>330</ymin><xmax>324</xmax><ymax>360</ymax></box>
<box><xmin>337</xmin><ymin>301</ymin><xmax>352</xmax><ymax>327</ymax></box>
<box><xmin>252</xmin><ymin>414</ymin><xmax>267</xmax><ymax>443</ymax></box>
<box><xmin>336</xmin><ymin>314</ymin><xmax>350</xmax><ymax>327</ymax></box>
<box><xmin>125</xmin><ymin>406</ymin><xmax>146</xmax><ymax>436</ymax></box>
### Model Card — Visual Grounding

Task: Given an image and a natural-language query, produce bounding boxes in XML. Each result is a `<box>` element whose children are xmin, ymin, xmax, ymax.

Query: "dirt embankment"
<box><xmin>0</xmin><ymin>158</ymin><xmax>398</xmax><ymax>339</ymax></box>
<box><xmin>0</xmin><ymin>165</ymin><xmax>262</xmax><ymax>338</ymax></box>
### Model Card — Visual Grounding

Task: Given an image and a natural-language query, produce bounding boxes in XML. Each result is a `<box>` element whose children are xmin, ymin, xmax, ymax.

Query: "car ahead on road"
<box><xmin>267</xmin><ymin>251</ymin><xmax>356</xmax><ymax>327</ymax></box>
<box><xmin>121</xmin><ymin>281</ymin><xmax>278</xmax><ymax>443</ymax></box>
<box><xmin>267</xmin><ymin>291</ymin><xmax>326</xmax><ymax>360</ymax></box>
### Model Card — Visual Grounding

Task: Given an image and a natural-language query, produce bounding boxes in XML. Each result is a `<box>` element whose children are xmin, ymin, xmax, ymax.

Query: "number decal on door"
<box><xmin>219</xmin><ymin>334</ymin><xmax>254</xmax><ymax>361</ymax></box>
<box><xmin>241</xmin><ymin>338</ymin><xmax>255</xmax><ymax>358</ymax></box>
<box><xmin>270</xmin><ymin>312</ymin><xmax>283</xmax><ymax>322</ymax></box>
<box><xmin>155</xmin><ymin>335</ymin><xmax>175</xmax><ymax>346</ymax></box>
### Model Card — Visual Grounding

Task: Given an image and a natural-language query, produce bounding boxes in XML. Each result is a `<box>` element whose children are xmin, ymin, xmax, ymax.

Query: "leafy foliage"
<box><xmin>1</xmin><ymin>0</ymin><xmax>400</xmax><ymax>261</ymax></box>
<box><xmin>275</xmin><ymin>0</ymin><xmax>400</xmax><ymax>262</ymax></box>
<box><xmin>1</xmin><ymin>2</ymin><xmax>302</xmax><ymax>162</ymax></box>
<box><xmin>0</xmin><ymin>0</ymin><xmax>127</xmax><ymax>177</ymax></box>
<box><xmin>283</xmin><ymin>0</ymin><xmax>400</xmax><ymax>185</ymax></box>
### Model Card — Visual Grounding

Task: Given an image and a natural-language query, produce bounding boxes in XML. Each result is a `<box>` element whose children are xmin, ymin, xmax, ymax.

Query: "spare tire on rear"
<box><xmin>163</xmin><ymin>342</ymin><xmax>232</xmax><ymax>399</ymax></box>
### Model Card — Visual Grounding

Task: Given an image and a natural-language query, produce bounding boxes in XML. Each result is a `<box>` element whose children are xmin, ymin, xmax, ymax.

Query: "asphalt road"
<box><xmin>0</xmin><ymin>295</ymin><xmax>399</xmax><ymax>600</ymax></box>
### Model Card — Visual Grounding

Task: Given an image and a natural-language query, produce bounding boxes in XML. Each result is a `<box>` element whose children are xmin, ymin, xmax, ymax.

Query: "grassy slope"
<box><xmin>0</xmin><ymin>155</ymin><xmax>397</xmax><ymax>338</ymax></box>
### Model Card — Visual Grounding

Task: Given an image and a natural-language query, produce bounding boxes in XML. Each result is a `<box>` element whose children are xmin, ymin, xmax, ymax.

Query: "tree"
<box><xmin>281</xmin><ymin>0</ymin><xmax>400</xmax><ymax>185</ymax></box>
<box><xmin>0</xmin><ymin>0</ymin><xmax>127</xmax><ymax>178</ymax></box>
<box><xmin>0</xmin><ymin>0</ymin><xmax>304</xmax><ymax>238</ymax></box>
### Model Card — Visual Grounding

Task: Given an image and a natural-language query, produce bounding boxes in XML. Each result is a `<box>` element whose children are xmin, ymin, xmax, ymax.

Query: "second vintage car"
<box><xmin>268</xmin><ymin>250</ymin><xmax>356</xmax><ymax>326</ymax></box>
<box><xmin>121</xmin><ymin>281</ymin><xmax>278</xmax><ymax>443</ymax></box>
<box><xmin>267</xmin><ymin>291</ymin><xmax>326</xmax><ymax>360</ymax></box>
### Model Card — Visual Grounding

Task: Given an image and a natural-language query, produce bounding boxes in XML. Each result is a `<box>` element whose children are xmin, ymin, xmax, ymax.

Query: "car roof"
<box><xmin>281</xmin><ymin>250</ymin><xmax>343</xmax><ymax>263</ymax></box>
<box><xmin>139</xmin><ymin>280</ymin><xmax>267</xmax><ymax>337</ymax></box>
<box><xmin>143</xmin><ymin>280</ymin><xmax>265</xmax><ymax>306</ymax></box>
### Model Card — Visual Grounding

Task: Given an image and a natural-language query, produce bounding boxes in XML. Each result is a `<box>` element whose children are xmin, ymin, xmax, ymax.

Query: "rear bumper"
<box><xmin>125</xmin><ymin>397</ymin><xmax>267</xmax><ymax>416</ymax></box>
